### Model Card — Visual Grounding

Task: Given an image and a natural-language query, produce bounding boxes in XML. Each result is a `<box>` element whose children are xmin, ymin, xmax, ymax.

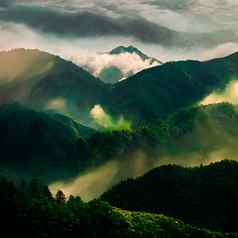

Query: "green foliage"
<box><xmin>102</xmin><ymin>160</ymin><xmax>238</xmax><ymax>233</ymax></box>
<box><xmin>106</xmin><ymin>53</ymin><xmax>238</xmax><ymax>124</ymax></box>
<box><xmin>0</xmin><ymin>103</ymin><xmax>91</xmax><ymax>182</ymax></box>
<box><xmin>0</xmin><ymin>176</ymin><xmax>236</xmax><ymax>238</ymax></box>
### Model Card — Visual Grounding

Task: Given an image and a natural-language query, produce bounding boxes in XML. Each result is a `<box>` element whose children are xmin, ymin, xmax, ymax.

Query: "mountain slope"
<box><xmin>0</xmin><ymin>49</ymin><xmax>107</xmax><ymax>125</ymax></box>
<box><xmin>0</xmin><ymin>104</ymin><xmax>94</xmax><ymax>182</ymax></box>
<box><xmin>1</xmin><ymin>49</ymin><xmax>238</xmax><ymax>126</ymax></box>
<box><xmin>107</xmin><ymin>52</ymin><xmax>238</xmax><ymax>123</ymax></box>
<box><xmin>87</xmin><ymin>103</ymin><xmax>238</xmax><ymax>162</ymax></box>
<box><xmin>164</xmin><ymin>103</ymin><xmax>238</xmax><ymax>157</ymax></box>
<box><xmin>102</xmin><ymin>160</ymin><xmax>238</xmax><ymax>233</ymax></box>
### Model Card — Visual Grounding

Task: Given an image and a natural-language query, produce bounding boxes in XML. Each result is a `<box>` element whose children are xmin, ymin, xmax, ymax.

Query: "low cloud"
<box><xmin>50</xmin><ymin>150</ymin><xmax>157</xmax><ymax>201</ymax></box>
<box><xmin>201</xmin><ymin>80</ymin><xmax>238</xmax><ymax>106</ymax></box>
<box><xmin>47</xmin><ymin>98</ymin><xmax>66</xmax><ymax>111</ymax></box>
<box><xmin>76</xmin><ymin>52</ymin><xmax>159</xmax><ymax>78</ymax></box>
<box><xmin>50</xmin><ymin>146</ymin><xmax>238</xmax><ymax>201</ymax></box>
<box><xmin>149</xmin><ymin>0</ymin><xmax>194</xmax><ymax>10</ymax></box>
<box><xmin>90</xmin><ymin>105</ymin><xmax>131</xmax><ymax>131</ymax></box>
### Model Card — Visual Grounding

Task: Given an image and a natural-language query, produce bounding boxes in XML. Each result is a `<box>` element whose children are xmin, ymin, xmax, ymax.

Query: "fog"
<box><xmin>50</xmin><ymin>145</ymin><xmax>238</xmax><ymax>201</ymax></box>
<box><xmin>201</xmin><ymin>80</ymin><xmax>238</xmax><ymax>105</ymax></box>
<box><xmin>90</xmin><ymin>104</ymin><xmax>131</xmax><ymax>130</ymax></box>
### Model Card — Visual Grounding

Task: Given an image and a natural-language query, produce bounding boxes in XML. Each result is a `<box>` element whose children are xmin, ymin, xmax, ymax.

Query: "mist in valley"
<box><xmin>50</xmin><ymin>146</ymin><xmax>238</xmax><ymax>201</ymax></box>
<box><xmin>50</xmin><ymin>78</ymin><xmax>238</xmax><ymax>201</ymax></box>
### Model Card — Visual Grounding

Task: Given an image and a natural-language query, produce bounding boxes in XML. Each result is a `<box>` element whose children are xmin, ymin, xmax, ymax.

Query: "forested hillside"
<box><xmin>1</xmin><ymin>176</ymin><xmax>237</xmax><ymax>238</ymax></box>
<box><xmin>102</xmin><ymin>160</ymin><xmax>238</xmax><ymax>232</ymax></box>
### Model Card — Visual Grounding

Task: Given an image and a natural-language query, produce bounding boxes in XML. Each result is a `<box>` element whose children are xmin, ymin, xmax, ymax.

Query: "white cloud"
<box><xmin>90</xmin><ymin>105</ymin><xmax>131</xmax><ymax>130</ymax></box>
<box><xmin>201</xmin><ymin>80</ymin><xmax>238</xmax><ymax>106</ymax></box>
<box><xmin>74</xmin><ymin>52</ymin><xmax>159</xmax><ymax>77</ymax></box>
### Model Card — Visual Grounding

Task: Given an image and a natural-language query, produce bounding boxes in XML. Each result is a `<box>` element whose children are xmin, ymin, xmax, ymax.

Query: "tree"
<box><xmin>56</xmin><ymin>190</ymin><xmax>66</xmax><ymax>204</ymax></box>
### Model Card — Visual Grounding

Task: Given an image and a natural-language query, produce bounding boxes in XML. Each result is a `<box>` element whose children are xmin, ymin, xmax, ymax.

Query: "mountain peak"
<box><xmin>110</xmin><ymin>45</ymin><xmax>141</xmax><ymax>54</ymax></box>
<box><xmin>110</xmin><ymin>45</ymin><xmax>162</xmax><ymax>64</ymax></box>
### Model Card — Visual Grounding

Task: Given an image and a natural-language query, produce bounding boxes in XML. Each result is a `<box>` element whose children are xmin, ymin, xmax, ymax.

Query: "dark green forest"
<box><xmin>102</xmin><ymin>160</ymin><xmax>238</xmax><ymax>233</ymax></box>
<box><xmin>1</xmin><ymin>171</ymin><xmax>237</xmax><ymax>238</ymax></box>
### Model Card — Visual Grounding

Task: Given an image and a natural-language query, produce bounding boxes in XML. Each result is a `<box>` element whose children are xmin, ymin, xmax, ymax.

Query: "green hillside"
<box><xmin>0</xmin><ymin>49</ymin><xmax>107</xmax><ymax>125</ymax></box>
<box><xmin>1</xmin><ymin>176</ymin><xmax>236</xmax><ymax>238</ymax></box>
<box><xmin>87</xmin><ymin>103</ymin><xmax>238</xmax><ymax>166</ymax></box>
<box><xmin>102</xmin><ymin>160</ymin><xmax>238</xmax><ymax>232</ymax></box>
<box><xmin>0</xmin><ymin>103</ymin><xmax>94</xmax><ymax>182</ymax></box>
<box><xmin>1</xmin><ymin>49</ymin><xmax>238</xmax><ymax>126</ymax></box>
<box><xmin>107</xmin><ymin>53</ymin><xmax>238</xmax><ymax>123</ymax></box>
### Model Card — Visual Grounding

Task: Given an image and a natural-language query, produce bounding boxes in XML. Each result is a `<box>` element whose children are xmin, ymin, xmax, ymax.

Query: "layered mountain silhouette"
<box><xmin>1</xmin><ymin>49</ymin><xmax>238</xmax><ymax>126</ymax></box>
<box><xmin>107</xmin><ymin>52</ymin><xmax>238</xmax><ymax>123</ymax></box>
<box><xmin>87</xmin><ymin>103</ymin><xmax>238</xmax><ymax>172</ymax></box>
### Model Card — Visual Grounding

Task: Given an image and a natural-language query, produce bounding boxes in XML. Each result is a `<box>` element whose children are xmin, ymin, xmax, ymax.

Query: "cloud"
<box><xmin>0</xmin><ymin>1</ymin><xmax>236</xmax><ymax>47</ymax></box>
<box><xmin>0</xmin><ymin>4</ymin><xmax>174</xmax><ymax>45</ymax></box>
<box><xmin>149</xmin><ymin>0</ymin><xmax>194</xmax><ymax>10</ymax></box>
<box><xmin>90</xmin><ymin>105</ymin><xmax>113</xmax><ymax>128</ymax></box>
<box><xmin>90</xmin><ymin>105</ymin><xmax>131</xmax><ymax>130</ymax></box>
<box><xmin>200</xmin><ymin>80</ymin><xmax>238</xmax><ymax>106</ymax></box>
<box><xmin>0</xmin><ymin>0</ymin><xmax>15</xmax><ymax>8</ymax></box>
<box><xmin>0</xmin><ymin>20</ymin><xmax>237</xmax><ymax>80</ymax></box>
<box><xmin>49</xmin><ymin>150</ymin><xmax>157</xmax><ymax>201</ymax></box>
<box><xmin>198</xmin><ymin>42</ymin><xmax>238</xmax><ymax>60</ymax></box>
<box><xmin>50</xmin><ymin>144</ymin><xmax>238</xmax><ymax>201</ymax></box>
<box><xmin>75</xmin><ymin>52</ymin><xmax>159</xmax><ymax>78</ymax></box>
<box><xmin>47</xmin><ymin>98</ymin><xmax>66</xmax><ymax>111</ymax></box>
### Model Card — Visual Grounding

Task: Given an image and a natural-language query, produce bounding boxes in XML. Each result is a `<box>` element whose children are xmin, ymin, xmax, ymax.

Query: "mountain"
<box><xmin>84</xmin><ymin>103</ymin><xmax>238</xmax><ymax>192</ymax></box>
<box><xmin>163</xmin><ymin>103</ymin><xmax>238</xmax><ymax>158</ymax></box>
<box><xmin>1</xmin><ymin>176</ymin><xmax>236</xmax><ymax>238</ymax></box>
<box><xmin>110</xmin><ymin>45</ymin><xmax>162</xmax><ymax>65</ymax></box>
<box><xmin>0</xmin><ymin>103</ymin><xmax>95</xmax><ymax>182</ymax></box>
<box><xmin>1</xmin><ymin>49</ymin><xmax>238</xmax><ymax>126</ymax></box>
<box><xmin>102</xmin><ymin>160</ymin><xmax>238</xmax><ymax>233</ymax></box>
<box><xmin>0</xmin><ymin>49</ymin><xmax>107</xmax><ymax>125</ymax></box>
<box><xmin>97</xmin><ymin>46</ymin><xmax>162</xmax><ymax>84</ymax></box>
<box><xmin>107</xmin><ymin>52</ymin><xmax>238</xmax><ymax>123</ymax></box>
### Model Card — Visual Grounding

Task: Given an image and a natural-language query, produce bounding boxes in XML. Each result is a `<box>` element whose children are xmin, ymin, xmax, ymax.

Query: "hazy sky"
<box><xmin>0</xmin><ymin>0</ymin><xmax>238</xmax><ymax>62</ymax></box>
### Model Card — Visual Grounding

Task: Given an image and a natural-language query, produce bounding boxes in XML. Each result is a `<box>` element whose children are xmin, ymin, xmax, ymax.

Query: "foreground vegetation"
<box><xmin>1</xmin><ymin>176</ymin><xmax>237</xmax><ymax>238</ymax></box>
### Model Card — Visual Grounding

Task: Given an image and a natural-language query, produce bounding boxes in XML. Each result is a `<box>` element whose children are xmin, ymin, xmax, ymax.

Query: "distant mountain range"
<box><xmin>1</xmin><ymin>48</ymin><xmax>238</xmax><ymax>203</ymax></box>
<box><xmin>107</xmin><ymin>52</ymin><xmax>238</xmax><ymax>124</ymax></box>
<box><xmin>1</xmin><ymin>48</ymin><xmax>238</xmax><ymax>127</ymax></box>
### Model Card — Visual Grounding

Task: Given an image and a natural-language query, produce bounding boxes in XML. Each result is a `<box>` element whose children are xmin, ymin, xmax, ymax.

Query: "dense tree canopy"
<box><xmin>102</xmin><ymin>160</ymin><xmax>238</xmax><ymax>233</ymax></box>
<box><xmin>0</xmin><ymin>176</ymin><xmax>237</xmax><ymax>238</ymax></box>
